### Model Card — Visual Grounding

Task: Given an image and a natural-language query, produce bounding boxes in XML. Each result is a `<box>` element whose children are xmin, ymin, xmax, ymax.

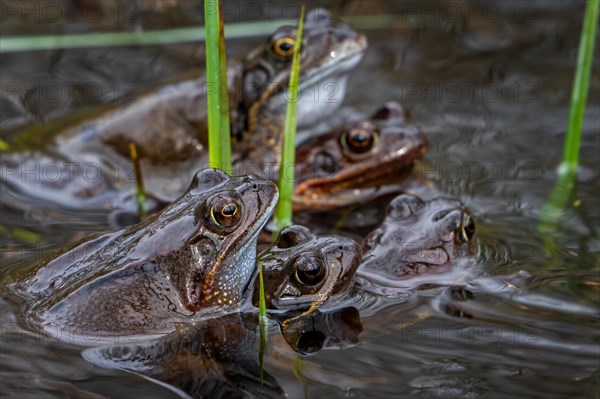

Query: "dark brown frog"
<box><xmin>6</xmin><ymin>169</ymin><xmax>278</xmax><ymax>342</ymax></box>
<box><xmin>251</xmin><ymin>224</ymin><xmax>361</xmax><ymax>312</ymax></box>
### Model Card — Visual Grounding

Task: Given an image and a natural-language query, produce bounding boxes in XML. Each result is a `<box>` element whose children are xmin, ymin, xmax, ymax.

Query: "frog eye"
<box><xmin>294</xmin><ymin>256</ymin><xmax>326</xmax><ymax>287</ymax></box>
<box><xmin>210</xmin><ymin>199</ymin><xmax>241</xmax><ymax>227</ymax></box>
<box><xmin>458</xmin><ymin>214</ymin><xmax>475</xmax><ymax>243</ymax></box>
<box><xmin>341</xmin><ymin>128</ymin><xmax>378</xmax><ymax>154</ymax></box>
<box><xmin>270</xmin><ymin>36</ymin><xmax>296</xmax><ymax>61</ymax></box>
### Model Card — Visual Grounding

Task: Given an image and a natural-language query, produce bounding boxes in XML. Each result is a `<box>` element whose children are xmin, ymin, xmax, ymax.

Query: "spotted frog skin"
<box><xmin>8</xmin><ymin>169</ymin><xmax>278</xmax><ymax>341</ymax></box>
<box><xmin>293</xmin><ymin>102</ymin><xmax>428</xmax><ymax>211</ymax></box>
<box><xmin>357</xmin><ymin>193</ymin><xmax>476</xmax><ymax>287</ymax></box>
<box><xmin>252</xmin><ymin>224</ymin><xmax>361</xmax><ymax>311</ymax></box>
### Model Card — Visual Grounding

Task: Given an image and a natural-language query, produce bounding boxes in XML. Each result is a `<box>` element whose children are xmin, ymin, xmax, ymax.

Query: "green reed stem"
<box><xmin>0</xmin><ymin>22</ymin><xmax>283</xmax><ymax>53</ymax></box>
<box><xmin>0</xmin><ymin>138</ymin><xmax>10</xmax><ymax>151</ymax></box>
<box><xmin>0</xmin><ymin>15</ymin><xmax>411</xmax><ymax>54</ymax></box>
<box><xmin>217</xmin><ymin>0</ymin><xmax>232</xmax><ymax>175</ymax></box>
<box><xmin>273</xmin><ymin>6</ymin><xmax>305</xmax><ymax>234</ymax></box>
<box><xmin>204</xmin><ymin>0</ymin><xmax>229</xmax><ymax>172</ymax></box>
<box><xmin>561</xmin><ymin>0</ymin><xmax>599</xmax><ymax>174</ymax></box>
<box><xmin>258</xmin><ymin>260</ymin><xmax>267</xmax><ymax>385</ymax></box>
<box><xmin>129</xmin><ymin>143</ymin><xmax>147</xmax><ymax>219</ymax></box>
<box><xmin>539</xmin><ymin>0</ymin><xmax>598</xmax><ymax>242</ymax></box>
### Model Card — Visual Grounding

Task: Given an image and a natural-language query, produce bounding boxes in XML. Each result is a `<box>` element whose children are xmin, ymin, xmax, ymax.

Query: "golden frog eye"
<box><xmin>294</xmin><ymin>256</ymin><xmax>326</xmax><ymax>287</ymax></box>
<box><xmin>271</xmin><ymin>36</ymin><xmax>296</xmax><ymax>61</ymax></box>
<box><xmin>458</xmin><ymin>214</ymin><xmax>475</xmax><ymax>243</ymax></box>
<box><xmin>210</xmin><ymin>200</ymin><xmax>240</xmax><ymax>227</ymax></box>
<box><xmin>341</xmin><ymin>128</ymin><xmax>378</xmax><ymax>154</ymax></box>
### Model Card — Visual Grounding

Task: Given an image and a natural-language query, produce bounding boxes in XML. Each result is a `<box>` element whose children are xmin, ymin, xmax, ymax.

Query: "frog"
<box><xmin>1</xmin><ymin>8</ymin><xmax>367</xmax><ymax>214</ymax></box>
<box><xmin>7</xmin><ymin>169</ymin><xmax>278</xmax><ymax>342</ymax></box>
<box><xmin>292</xmin><ymin>102</ymin><xmax>429</xmax><ymax>212</ymax></box>
<box><xmin>357</xmin><ymin>193</ymin><xmax>477</xmax><ymax>291</ymax></box>
<box><xmin>251</xmin><ymin>224</ymin><xmax>361</xmax><ymax>312</ymax></box>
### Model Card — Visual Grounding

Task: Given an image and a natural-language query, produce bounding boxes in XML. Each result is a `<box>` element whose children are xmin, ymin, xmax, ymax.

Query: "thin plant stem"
<box><xmin>539</xmin><ymin>0</ymin><xmax>598</xmax><ymax>247</ymax></box>
<box><xmin>204</xmin><ymin>0</ymin><xmax>223</xmax><ymax>170</ymax></box>
<box><xmin>129</xmin><ymin>143</ymin><xmax>147</xmax><ymax>219</ymax></box>
<box><xmin>273</xmin><ymin>7</ymin><xmax>305</xmax><ymax>234</ymax></box>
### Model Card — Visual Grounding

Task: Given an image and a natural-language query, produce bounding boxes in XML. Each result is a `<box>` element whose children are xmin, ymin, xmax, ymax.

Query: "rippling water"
<box><xmin>1</xmin><ymin>1</ymin><xmax>599</xmax><ymax>398</ymax></box>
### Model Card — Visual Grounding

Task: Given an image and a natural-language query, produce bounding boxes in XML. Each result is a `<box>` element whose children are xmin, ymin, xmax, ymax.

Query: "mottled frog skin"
<box><xmin>358</xmin><ymin>193</ymin><xmax>476</xmax><ymax>287</ymax></box>
<box><xmin>293</xmin><ymin>102</ymin><xmax>428</xmax><ymax>211</ymax></box>
<box><xmin>9</xmin><ymin>169</ymin><xmax>278</xmax><ymax>341</ymax></box>
<box><xmin>252</xmin><ymin>224</ymin><xmax>361</xmax><ymax>311</ymax></box>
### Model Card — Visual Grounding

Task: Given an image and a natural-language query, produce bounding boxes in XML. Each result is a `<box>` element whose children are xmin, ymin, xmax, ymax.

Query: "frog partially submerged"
<box><xmin>251</xmin><ymin>224</ymin><xmax>361</xmax><ymax>311</ymax></box>
<box><xmin>1</xmin><ymin>9</ymin><xmax>366</xmax><ymax>213</ymax></box>
<box><xmin>8</xmin><ymin>169</ymin><xmax>278</xmax><ymax>341</ymax></box>
<box><xmin>357</xmin><ymin>193</ymin><xmax>477</xmax><ymax>291</ymax></box>
<box><xmin>293</xmin><ymin>102</ymin><xmax>428</xmax><ymax>211</ymax></box>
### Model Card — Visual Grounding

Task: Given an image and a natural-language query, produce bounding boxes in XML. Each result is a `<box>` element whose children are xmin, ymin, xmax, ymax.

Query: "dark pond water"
<box><xmin>1</xmin><ymin>1</ymin><xmax>599</xmax><ymax>398</ymax></box>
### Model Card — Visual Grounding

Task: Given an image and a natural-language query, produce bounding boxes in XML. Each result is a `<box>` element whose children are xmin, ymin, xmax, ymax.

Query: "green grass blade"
<box><xmin>539</xmin><ymin>0</ymin><xmax>598</xmax><ymax>243</ymax></box>
<box><xmin>0</xmin><ymin>138</ymin><xmax>10</xmax><ymax>151</ymax></box>
<box><xmin>204</xmin><ymin>0</ymin><xmax>223</xmax><ymax>170</ymax></box>
<box><xmin>273</xmin><ymin>7</ymin><xmax>305</xmax><ymax>234</ymax></box>
<box><xmin>258</xmin><ymin>261</ymin><xmax>267</xmax><ymax>385</ymax></box>
<box><xmin>0</xmin><ymin>22</ymin><xmax>285</xmax><ymax>53</ymax></box>
<box><xmin>560</xmin><ymin>0</ymin><xmax>599</xmax><ymax>173</ymax></box>
<box><xmin>0</xmin><ymin>14</ymin><xmax>430</xmax><ymax>54</ymax></box>
<box><xmin>218</xmin><ymin>0</ymin><xmax>232</xmax><ymax>175</ymax></box>
<box><xmin>128</xmin><ymin>143</ymin><xmax>147</xmax><ymax>219</ymax></box>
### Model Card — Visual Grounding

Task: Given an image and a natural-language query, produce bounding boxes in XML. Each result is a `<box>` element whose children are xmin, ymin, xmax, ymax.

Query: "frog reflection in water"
<box><xmin>9</xmin><ymin>169</ymin><xmax>278</xmax><ymax>340</ymax></box>
<box><xmin>82</xmin><ymin>307</ymin><xmax>362</xmax><ymax>399</ymax></box>
<box><xmin>358</xmin><ymin>193</ymin><xmax>476</xmax><ymax>289</ymax></box>
<box><xmin>251</xmin><ymin>224</ymin><xmax>361</xmax><ymax>312</ymax></box>
<box><xmin>1</xmin><ymin>9</ymin><xmax>366</xmax><ymax>211</ymax></box>
<box><xmin>293</xmin><ymin>102</ymin><xmax>428</xmax><ymax>211</ymax></box>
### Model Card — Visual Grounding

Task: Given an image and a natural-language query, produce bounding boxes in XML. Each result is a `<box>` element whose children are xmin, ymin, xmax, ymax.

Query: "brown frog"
<box><xmin>6</xmin><ymin>169</ymin><xmax>278</xmax><ymax>342</ymax></box>
<box><xmin>252</xmin><ymin>224</ymin><xmax>361</xmax><ymax>312</ymax></box>
<box><xmin>293</xmin><ymin>102</ymin><xmax>428</xmax><ymax>211</ymax></box>
<box><xmin>357</xmin><ymin>193</ymin><xmax>476</xmax><ymax>290</ymax></box>
<box><xmin>1</xmin><ymin>9</ymin><xmax>366</xmax><ymax>211</ymax></box>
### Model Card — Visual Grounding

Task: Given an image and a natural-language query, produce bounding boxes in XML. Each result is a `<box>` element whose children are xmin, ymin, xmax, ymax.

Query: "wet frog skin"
<box><xmin>252</xmin><ymin>224</ymin><xmax>361</xmax><ymax>311</ymax></box>
<box><xmin>293</xmin><ymin>102</ymin><xmax>428</xmax><ymax>211</ymax></box>
<box><xmin>8</xmin><ymin>169</ymin><xmax>278</xmax><ymax>341</ymax></box>
<box><xmin>357</xmin><ymin>193</ymin><xmax>476</xmax><ymax>287</ymax></box>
